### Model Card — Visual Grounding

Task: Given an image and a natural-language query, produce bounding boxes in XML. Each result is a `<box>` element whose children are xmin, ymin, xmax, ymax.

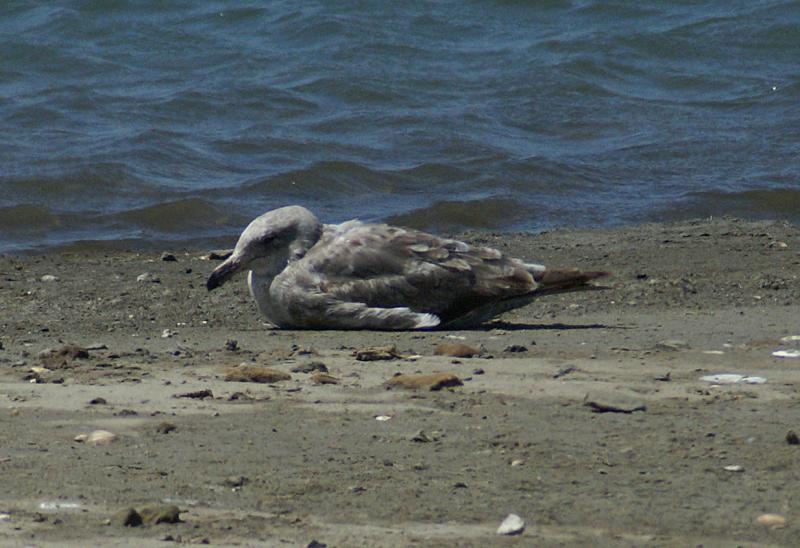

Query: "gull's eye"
<box><xmin>257</xmin><ymin>234</ymin><xmax>275</xmax><ymax>248</ymax></box>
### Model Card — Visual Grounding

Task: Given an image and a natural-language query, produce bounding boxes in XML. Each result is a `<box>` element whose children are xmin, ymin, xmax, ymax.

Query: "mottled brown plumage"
<box><xmin>207</xmin><ymin>206</ymin><xmax>607</xmax><ymax>329</ymax></box>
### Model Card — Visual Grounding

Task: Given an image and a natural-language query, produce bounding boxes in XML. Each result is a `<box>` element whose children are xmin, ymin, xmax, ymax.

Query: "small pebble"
<box><xmin>655</xmin><ymin>339</ymin><xmax>689</xmax><ymax>352</ymax></box>
<box><xmin>291</xmin><ymin>361</ymin><xmax>328</xmax><ymax>374</ymax></box>
<box><xmin>310</xmin><ymin>372</ymin><xmax>340</xmax><ymax>385</ymax></box>
<box><xmin>786</xmin><ymin>430</ymin><xmax>799</xmax><ymax>445</ymax></box>
<box><xmin>227</xmin><ymin>392</ymin><xmax>255</xmax><ymax>401</ymax></box>
<box><xmin>160</xmin><ymin>252</ymin><xmax>177</xmax><ymax>262</ymax></box>
<box><xmin>88</xmin><ymin>397</ymin><xmax>107</xmax><ymax>405</ymax></box>
<box><xmin>434</xmin><ymin>342</ymin><xmax>480</xmax><ymax>358</ymax></box>
<box><xmin>203</xmin><ymin>249</ymin><xmax>233</xmax><ymax>261</ymax></box>
<box><xmin>136</xmin><ymin>272</ymin><xmax>160</xmax><ymax>283</ymax></box>
<box><xmin>115</xmin><ymin>409</ymin><xmax>138</xmax><ymax>416</ymax></box>
<box><xmin>225</xmin><ymin>366</ymin><xmax>291</xmax><ymax>384</ymax></box>
<box><xmin>156</xmin><ymin>422</ymin><xmax>177</xmax><ymax>434</ymax></box>
<box><xmin>112</xmin><ymin>508</ymin><xmax>143</xmax><ymax>527</ymax></box>
<box><xmin>553</xmin><ymin>366</ymin><xmax>578</xmax><ymax>379</ymax></box>
<box><xmin>138</xmin><ymin>504</ymin><xmax>181</xmax><ymax>525</ymax></box>
<box><xmin>409</xmin><ymin>430</ymin><xmax>433</xmax><ymax>443</ymax></box>
<box><xmin>584</xmin><ymin>392</ymin><xmax>646</xmax><ymax>413</ymax></box>
<box><xmin>224</xmin><ymin>339</ymin><xmax>238</xmax><ymax>351</ymax></box>
<box><xmin>175</xmin><ymin>389</ymin><xmax>214</xmax><ymax>399</ymax></box>
<box><xmin>354</xmin><ymin>345</ymin><xmax>402</xmax><ymax>361</ymax></box>
<box><xmin>222</xmin><ymin>475</ymin><xmax>249</xmax><ymax>488</ymax></box>
<box><xmin>384</xmin><ymin>373</ymin><xmax>463</xmax><ymax>391</ymax></box>
<box><xmin>39</xmin><ymin>344</ymin><xmax>90</xmax><ymax>363</ymax></box>
<box><xmin>755</xmin><ymin>513</ymin><xmax>786</xmax><ymax>528</ymax></box>
<box><xmin>503</xmin><ymin>345</ymin><xmax>528</xmax><ymax>353</ymax></box>
<box><xmin>40</xmin><ymin>274</ymin><xmax>59</xmax><ymax>282</ymax></box>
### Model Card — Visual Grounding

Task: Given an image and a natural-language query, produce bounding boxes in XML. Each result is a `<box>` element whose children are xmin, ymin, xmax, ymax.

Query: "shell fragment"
<box><xmin>700</xmin><ymin>374</ymin><xmax>766</xmax><ymax>385</ymax></box>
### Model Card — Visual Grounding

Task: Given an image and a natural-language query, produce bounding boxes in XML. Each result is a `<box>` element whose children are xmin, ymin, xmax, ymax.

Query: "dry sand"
<box><xmin>1</xmin><ymin>217</ymin><xmax>799</xmax><ymax>547</ymax></box>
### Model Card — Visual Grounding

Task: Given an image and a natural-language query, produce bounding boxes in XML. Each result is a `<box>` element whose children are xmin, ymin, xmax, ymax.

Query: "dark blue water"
<box><xmin>2</xmin><ymin>1</ymin><xmax>798</xmax><ymax>253</ymax></box>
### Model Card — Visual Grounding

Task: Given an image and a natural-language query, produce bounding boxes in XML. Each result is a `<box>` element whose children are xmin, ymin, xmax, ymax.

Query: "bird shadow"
<box><xmin>472</xmin><ymin>320</ymin><xmax>627</xmax><ymax>332</ymax></box>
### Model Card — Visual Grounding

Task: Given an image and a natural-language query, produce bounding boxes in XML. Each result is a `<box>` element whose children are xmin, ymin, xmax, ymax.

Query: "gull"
<box><xmin>207</xmin><ymin>206</ymin><xmax>607</xmax><ymax>330</ymax></box>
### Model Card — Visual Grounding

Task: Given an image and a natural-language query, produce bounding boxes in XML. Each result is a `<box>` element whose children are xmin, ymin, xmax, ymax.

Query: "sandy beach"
<box><xmin>1</xmin><ymin>216</ymin><xmax>799</xmax><ymax>547</ymax></box>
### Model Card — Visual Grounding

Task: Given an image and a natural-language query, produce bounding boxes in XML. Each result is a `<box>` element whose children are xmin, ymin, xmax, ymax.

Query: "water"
<box><xmin>2</xmin><ymin>1</ymin><xmax>798</xmax><ymax>253</ymax></box>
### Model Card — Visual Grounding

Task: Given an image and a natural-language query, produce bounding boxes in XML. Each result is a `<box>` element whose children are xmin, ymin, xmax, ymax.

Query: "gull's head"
<box><xmin>206</xmin><ymin>205</ymin><xmax>322</xmax><ymax>291</ymax></box>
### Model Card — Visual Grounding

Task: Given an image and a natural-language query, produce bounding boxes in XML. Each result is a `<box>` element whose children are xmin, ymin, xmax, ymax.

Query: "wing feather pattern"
<box><xmin>273</xmin><ymin>222</ymin><xmax>538</xmax><ymax>326</ymax></box>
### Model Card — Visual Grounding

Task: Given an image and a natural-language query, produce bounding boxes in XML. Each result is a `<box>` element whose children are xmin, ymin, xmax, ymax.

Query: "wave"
<box><xmin>0</xmin><ymin>205</ymin><xmax>62</xmax><ymax>231</ymax></box>
<box><xmin>3</xmin><ymin>165</ymin><xmax>152</xmax><ymax>201</ymax></box>
<box><xmin>116</xmin><ymin>198</ymin><xmax>248</xmax><ymax>233</ymax></box>
<box><xmin>655</xmin><ymin>188</ymin><xmax>800</xmax><ymax>223</ymax></box>
<box><xmin>385</xmin><ymin>197</ymin><xmax>536</xmax><ymax>233</ymax></box>
<box><xmin>244</xmin><ymin>161</ymin><xmax>413</xmax><ymax>197</ymax></box>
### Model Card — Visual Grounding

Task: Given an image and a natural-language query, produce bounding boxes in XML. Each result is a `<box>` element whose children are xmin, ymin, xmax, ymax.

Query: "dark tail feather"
<box><xmin>532</xmin><ymin>269</ymin><xmax>610</xmax><ymax>295</ymax></box>
<box><xmin>440</xmin><ymin>268</ymin><xmax>609</xmax><ymax>328</ymax></box>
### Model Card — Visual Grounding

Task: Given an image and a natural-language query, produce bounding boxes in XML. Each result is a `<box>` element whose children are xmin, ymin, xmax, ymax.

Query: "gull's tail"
<box><xmin>530</xmin><ymin>268</ymin><xmax>610</xmax><ymax>295</ymax></box>
<box><xmin>440</xmin><ymin>267</ymin><xmax>610</xmax><ymax>329</ymax></box>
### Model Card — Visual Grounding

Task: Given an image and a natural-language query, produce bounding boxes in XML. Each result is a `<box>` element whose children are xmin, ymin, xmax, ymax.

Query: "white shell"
<box><xmin>38</xmin><ymin>501</ymin><xmax>82</xmax><ymax>511</ymax></box>
<box><xmin>75</xmin><ymin>430</ymin><xmax>117</xmax><ymax>446</ymax></box>
<box><xmin>497</xmin><ymin>513</ymin><xmax>525</xmax><ymax>535</ymax></box>
<box><xmin>700</xmin><ymin>374</ymin><xmax>766</xmax><ymax>385</ymax></box>
<box><xmin>773</xmin><ymin>350</ymin><xmax>800</xmax><ymax>359</ymax></box>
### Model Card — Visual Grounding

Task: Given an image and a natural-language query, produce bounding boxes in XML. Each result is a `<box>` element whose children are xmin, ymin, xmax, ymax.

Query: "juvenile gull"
<box><xmin>206</xmin><ymin>206</ymin><xmax>608</xmax><ymax>330</ymax></box>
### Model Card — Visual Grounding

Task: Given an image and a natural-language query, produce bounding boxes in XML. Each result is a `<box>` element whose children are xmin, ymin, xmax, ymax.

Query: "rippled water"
<box><xmin>2</xmin><ymin>1</ymin><xmax>798</xmax><ymax>252</ymax></box>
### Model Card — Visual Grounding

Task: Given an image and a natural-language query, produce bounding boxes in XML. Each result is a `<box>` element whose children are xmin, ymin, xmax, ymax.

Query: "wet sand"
<box><xmin>1</xmin><ymin>217</ymin><xmax>799</xmax><ymax>547</ymax></box>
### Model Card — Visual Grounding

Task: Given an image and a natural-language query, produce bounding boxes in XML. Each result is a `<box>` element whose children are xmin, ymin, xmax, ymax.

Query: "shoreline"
<box><xmin>5</xmin><ymin>213</ymin><xmax>795</xmax><ymax>258</ymax></box>
<box><xmin>2</xmin><ymin>216</ymin><xmax>799</xmax><ymax>546</ymax></box>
